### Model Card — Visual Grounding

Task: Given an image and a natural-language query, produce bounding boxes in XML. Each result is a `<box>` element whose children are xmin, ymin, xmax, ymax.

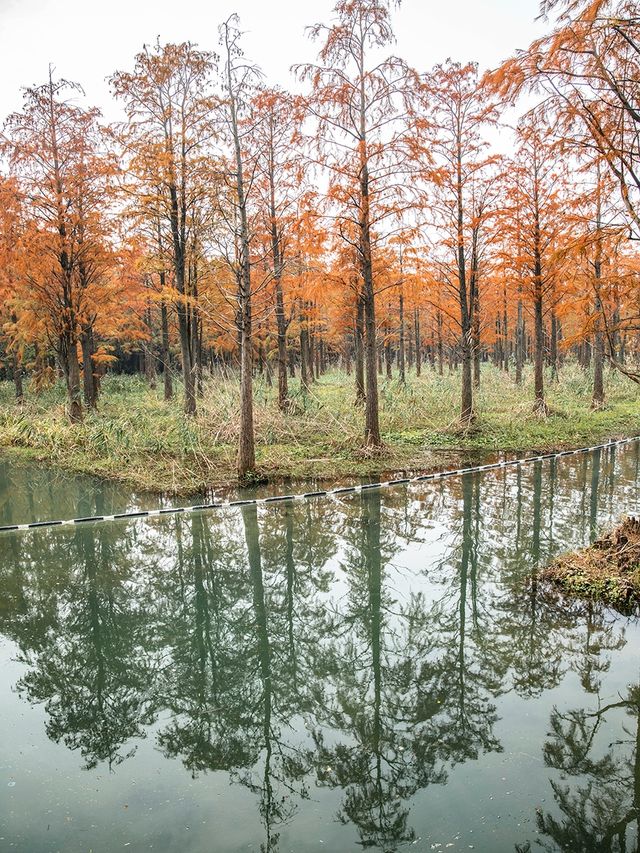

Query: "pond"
<box><xmin>1</xmin><ymin>445</ymin><xmax>639</xmax><ymax>852</ymax></box>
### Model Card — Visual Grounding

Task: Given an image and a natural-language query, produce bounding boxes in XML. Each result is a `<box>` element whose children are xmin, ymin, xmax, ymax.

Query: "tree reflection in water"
<box><xmin>516</xmin><ymin>686</ymin><xmax>640</xmax><ymax>853</ymax></box>
<box><xmin>1</xmin><ymin>447</ymin><xmax>639</xmax><ymax>852</ymax></box>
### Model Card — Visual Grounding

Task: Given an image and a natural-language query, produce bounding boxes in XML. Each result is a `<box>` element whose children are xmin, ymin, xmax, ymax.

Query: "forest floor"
<box><xmin>0</xmin><ymin>363</ymin><xmax>639</xmax><ymax>495</ymax></box>
<box><xmin>542</xmin><ymin>517</ymin><xmax>640</xmax><ymax>611</ymax></box>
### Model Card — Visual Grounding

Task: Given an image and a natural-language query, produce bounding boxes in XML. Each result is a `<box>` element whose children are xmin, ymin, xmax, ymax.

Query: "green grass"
<box><xmin>0</xmin><ymin>362</ymin><xmax>639</xmax><ymax>494</ymax></box>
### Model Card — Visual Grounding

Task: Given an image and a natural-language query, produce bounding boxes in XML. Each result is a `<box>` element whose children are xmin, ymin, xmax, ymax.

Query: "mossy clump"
<box><xmin>542</xmin><ymin>517</ymin><xmax>640</xmax><ymax>610</ymax></box>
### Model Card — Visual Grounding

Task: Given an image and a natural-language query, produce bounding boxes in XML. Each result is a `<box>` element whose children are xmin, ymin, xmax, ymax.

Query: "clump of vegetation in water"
<box><xmin>542</xmin><ymin>517</ymin><xmax>640</xmax><ymax>611</ymax></box>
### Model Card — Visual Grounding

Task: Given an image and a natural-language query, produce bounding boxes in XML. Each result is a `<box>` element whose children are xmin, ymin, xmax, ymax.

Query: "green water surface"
<box><xmin>1</xmin><ymin>446</ymin><xmax>639</xmax><ymax>852</ymax></box>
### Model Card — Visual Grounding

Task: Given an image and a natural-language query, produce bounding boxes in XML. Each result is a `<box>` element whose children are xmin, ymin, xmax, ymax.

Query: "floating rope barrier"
<box><xmin>1</xmin><ymin>435</ymin><xmax>639</xmax><ymax>534</ymax></box>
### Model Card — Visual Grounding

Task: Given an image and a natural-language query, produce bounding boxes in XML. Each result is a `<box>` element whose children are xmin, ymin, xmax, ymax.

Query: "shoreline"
<box><xmin>1</xmin><ymin>369</ymin><xmax>639</xmax><ymax>496</ymax></box>
<box><xmin>2</xmin><ymin>427</ymin><xmax>638</xmax><ymax>498</ymax></box>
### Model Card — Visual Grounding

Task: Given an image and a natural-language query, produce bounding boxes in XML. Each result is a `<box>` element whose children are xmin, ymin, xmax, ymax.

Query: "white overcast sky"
<box><xmin>0</xmin><ymin>0</ymin><xmax>547</xmax><ymax>123</ymax></box>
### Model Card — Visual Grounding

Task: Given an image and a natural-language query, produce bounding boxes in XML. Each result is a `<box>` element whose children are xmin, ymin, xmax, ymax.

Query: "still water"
<box><xmin>1</xmin><ymin>446</ymin><xmax>640</xmax><ymax>853</ymax></box>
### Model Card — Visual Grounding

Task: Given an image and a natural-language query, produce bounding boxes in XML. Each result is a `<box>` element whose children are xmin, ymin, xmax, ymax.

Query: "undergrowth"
<box><xmin>0</xmin><ymin>362</ymin><xmax>638</xmax><ymax>493</ymax></box>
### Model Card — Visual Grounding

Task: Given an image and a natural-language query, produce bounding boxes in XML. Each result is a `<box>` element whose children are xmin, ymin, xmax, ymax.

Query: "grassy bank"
<box><xmin>0</xmin><ymin>363</ymin><xmax>639</xmax><ymax>494</ymax></box>
<box><xmin>542</xmin><ymin>517</ymin><xmax>640</xmax><ymax>611</ymax></box>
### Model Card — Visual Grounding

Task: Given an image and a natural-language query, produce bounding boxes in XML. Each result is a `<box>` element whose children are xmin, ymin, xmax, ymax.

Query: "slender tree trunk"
<box><xmin>533</xmin><ymin>210</ymin><xmax>547</xmax><ymax>414</ymax></box>
<box><xmin>354</xmin><ymin>293</ymin><xmax>365</xmax><ymax>404</ymax></box>
<box><xmin>592</xmin><ymin>175</ymin><xmax>605</xmax><ymax>409</ymax></box>
<box><xmin>160</xmin><ymin>296</ymin><xmax>173</xmax><ymax>401</ymax></box>
<box><xmin>81</xmin><ymin>326</ymin><xmax>98</xmax><ymax>407</ymax></box>
<box><xmin>225</xmin><ymin>46</ymin><xmax>256</xmax><ymax>479</ymax></box>
<box><xmin>169</xmin><ymin>182</ymin><xmax>196</xmax><ymax>416</ymax></box>
<box><xmin>612</xmin><ymin>303</ymin><xmax>622</xmax><ymax>363</ymax></box>
<box><xmin>145</xmin><ymin>307</ymin><xmax>157</xmax><ymax>390</ymax></box>
<box><xmin>238</xmin><ymin>292</ymin><xmax>255</xmax><ymax>478</ymax></box>
<box><xmin>414</xmin><ymin>307</ymin><xmax>421</xmax><ymax>377</ymax></box>
<box><xmin>308</xmin><ymin>318</ymin><xmax>316</xmax><ymax>383</ymax></box>
<box><xmin>461</xmin><ymin>330</ymin><xmax>473</xmax><ymax>423</ymax></box>
<box><xmin>593</xmin><ymin>295</ymin><xmax>605</xmax><ymax>409</ymax></box>
<box><xmin>300</xmin><ymin>322</ymin><xmax>309</xmax><ymax>394</ymax></box>
<box><xmin>359</xmin><ymin>139</ymin><xmax>381</xmax><ymax>446</ymax></box>
<box><xmin>344</xmin><ymin>335</ymin><xmax>352</xmax><ymax>375</ymax></box>
<box><xmin>384</xmin><ymin>324</ymin><xmax>392</xmax><ymax>378</ymax></box>
<box><xmin>266</xmin><ymin>114</ymin><xmax>289</xmax><ymax>412</ymax></box>
<box><xmin>194</xmin><ymin>306</ymin><xmax>204</xmax><ymax>399</ymax></box>
<box><xmin>502</xmin><ymin>282</ymin><xmax>509</xmax><ymax>373</ymax></box>
<box><xmin>257</xmin><ymin>338</ymin><xmax>265</xmax><ymax>376</ymax></box>
<box><xmin>264</xmin><ymin>341</ymin><xmax>273</xmax><ymax>388</ymax></box>
<box><xmin>550</xmin><ymin>309</ymin><xmax>559</xmax><ymax>382</ymax></box>
<box><xmin>176</xmin><ymin>289</ymin><xmax>196</xmax><ymax>412</ymax></box>
<box><xmin>314</xmin><ymin>333</ymin><xmax>321</xmax><ymax>378</ymax></box>
<box><xmin>319</xmin><ymin>337</ymin><xmax>327</xmax><ymax>374</ymax></box>
<box><xmin>9</xmin><ymin>312</ymin><xmax>23</xmax><ymax>403</ymax></box>
<box><xmin>455</xmin><ymin>135</ymin><xmax>474</xmax><ymax>425</ymax></box>
<box><xmin>458</xmin><ymin>205</ymin><xmax>473</xmax><ymax>422</ymax></box>
<box><xmin>533</xmin><ymin>278</ymin><xmax>546</xmax><ymax>413</ymax></box>
<box><xmin>515</xmin><ymin>294</ymin><xmax>524</xmax><ymax>385</ymax></box>
<box><xmin>398</xmin><ymin>290</ymin><xmax>406</xmax><ymax>383</ymax></box>
<box><xmin>275</xmin><ymin>280</ymin><xmax>288</xmax><ymax>410</ymax></box>
<box><xmin>12</xmin><ymin>350</ymin><xmax>23</xmax><ymax>403</ymax></box>
<box><xmin>472</xmin><ymin>285</ymin><xmax>481</xmax><ymax>388</ymax></box>
<box><xmin>363</xmin><ymin>270</ymin><xmax>381</xmax><ymax>445</ymax></box>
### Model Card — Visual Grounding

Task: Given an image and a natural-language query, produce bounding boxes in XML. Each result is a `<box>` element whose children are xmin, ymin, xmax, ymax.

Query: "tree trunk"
<box><xmin>308</xmin><ymin>320</ymin><xmax>316</xmax><ymax>383</ymax></box>
<box><xmin>457</xmin><ymin>147</ymin><xmax>474</xmax><ymax>425</ymax></box>
<box><xmin>81</xmin><ymin>326</ymin><xmax>98</xmax><ymax>407</ymax></box>
<box><xmin>145</xmin><ymin>307</ymin><xmax>157</xmax><ymax>390</ymax></box>
<box><xmin>592</xmin><ymin>176</ymin><xmax>605</xmax><ymax>409</ymax></box>
<box><xmin>12</xmin><ymin>350</ymin><xmax>23</xmax><ymax>403</ymax></box>
<box><xmin>238</xmin><ymin>294</ymin><xmax>255</xmax><ymax>478</ymax></box>
<box><xmin>178</xmin><ymin>309</ymin><xmax>196</xmax><ymax>414</ymax></box>
<box><xmin>160</xmin><ymin>297</ymin><xmax>173</xmax><ymax>401</ymax></box>
<box><xmin>225</xmin><ymin>45</ymin><xmax>256</xmax><ymax>479</ymax></box>
<box><xmin>502</xmin><ymin>283</ymin><xmax>509</xmax><ymax>373</ymax></box>
<box><xmin>384</xmin><ymin>325</ymin><xmax>392</xmax><ymax>378</ymax></box>
<box><xmin>268</xmin><ymin>115</ymin><xmax>289</xmax><ymax>411</ymax></box>
<box><xmin>168</xmin><ymin>180</ymin><xmax>196</xmax><ymax>416</ymax></box>
<box><xmin>550</xmin><ymin>309</ymin><xmax>559</xmax><ymax>382</ymax></box>
<box><xmin>461</xmin><ymin>330</ymin><xmax>473</xmax><ymax>424</ymax></box>
<box><xmin>300</xmin><ymin>323</ymin><xmax>309</xmax><ymax>394</ymax></box>
<box><xmin>398</xmin><ymin>290</ymin><xmax>406</xmax><ymax>383</ymax></box>
<box><xmin>533</xmin><ymin>279</ymin><xmax>546</xmax><ymax>413</ymax></box>
<box><xmin>472</xmin><ymin>285</ymin><xmax>481</xmax><ymax>388</ymax></box>
<box><xmin>515</xmin><ymin>295</ymin><xmax>524</xmax><ymax>385</ymax></box>
<box><xmin>275</xmin><ymin>278</ymin><xmax>288</xmax><ymax>410</ymax></box>
<box><xmin>344</xmin><ymin>335</ymin><xmax>352</xmax><ymax>375</ymax></box>
<box><xmin>532</xmin><ymin>204</ymin><xmax>547</xmax><ymax>414</ymax></box>
<box><xmin>593</xmin><ymin>298</ymin><xmax>605</xmax><ymax>409</ymax></box>
<box><xmin>363</xmin><ymin>272</ymin><xmax>381</xmax><ymax>445</ymax></box>
<box><xmin>65</xmin><ymin>331</ymin><xmax>83</xmax><ymax>423</ymax></box>
<box><xmin>354</xmin><ymin>293</ymin><xmax>365</xmax><ymax>404</ymax></box>
<box><xmin>359</xmin><ymin>147</ymin><xmax>381</xmax><ymax>446</ymax></box>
